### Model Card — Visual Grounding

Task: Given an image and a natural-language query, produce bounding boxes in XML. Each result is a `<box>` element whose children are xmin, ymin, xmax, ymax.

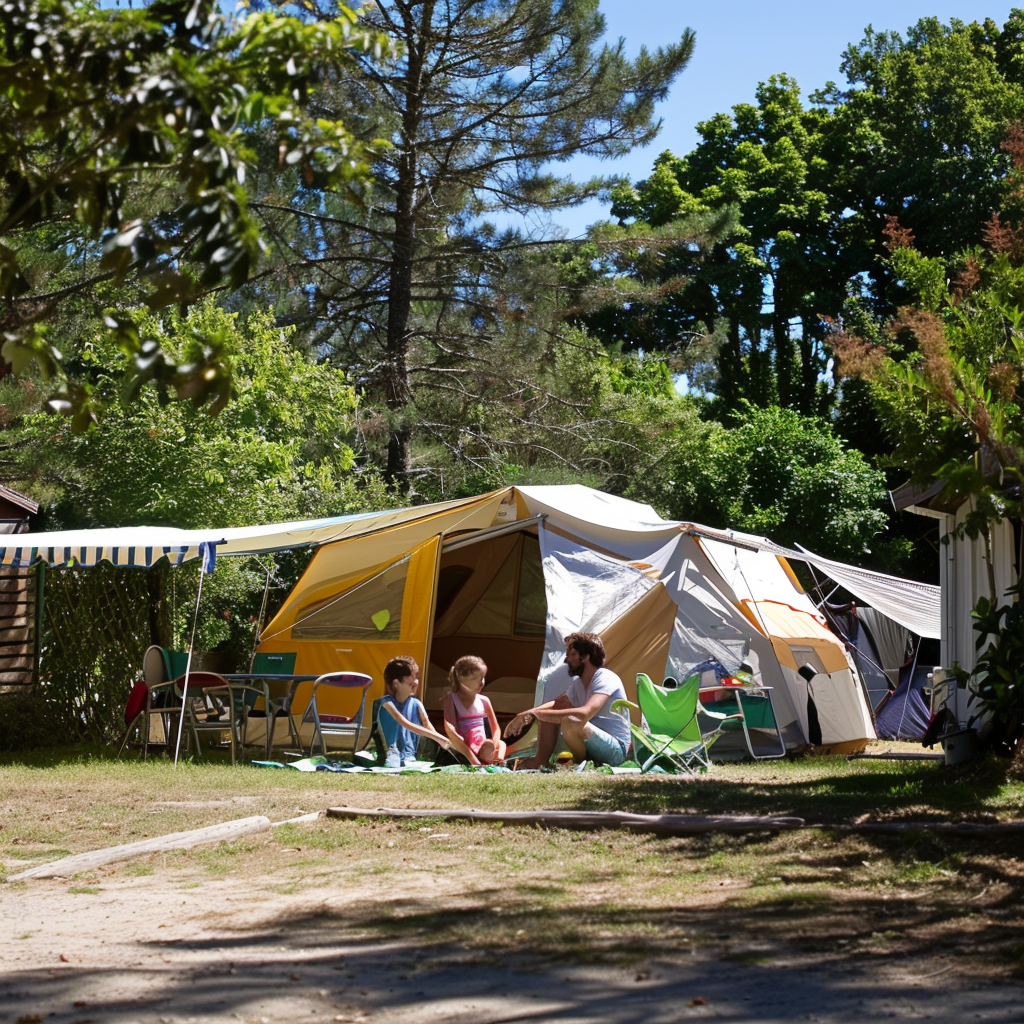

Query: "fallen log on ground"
<box><xmin>8</xmin><ymin>815</ymin><xmax>275</xmax><ymax>881</ymax></box>
<box><xmin>835</xmin><ymin>820</ymin><xmax>1024</xmax><ymax>836</ymax></box>
<box><xmin>325</xmin><ymin>806</ymin><xmax>806</xmax><ymax>835</ymax></box>
<box><xmin>325</xmin><ymin>807</ymin><xmax>1024</xmax><ymax>838</ymax></box>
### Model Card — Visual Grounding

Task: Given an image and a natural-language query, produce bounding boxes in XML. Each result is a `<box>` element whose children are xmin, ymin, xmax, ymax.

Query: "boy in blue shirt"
<box><xmin>379</xmin><ymin>656</ymin><xmax>451</xmax><ymax>766</ymax></box>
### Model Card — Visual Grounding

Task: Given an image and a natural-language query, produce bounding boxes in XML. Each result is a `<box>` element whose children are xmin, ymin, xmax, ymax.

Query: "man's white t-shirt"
<box><xmin>565</xmin><ymin>667</ymin><xmax>630</xmax><ymax>747</ymax></box>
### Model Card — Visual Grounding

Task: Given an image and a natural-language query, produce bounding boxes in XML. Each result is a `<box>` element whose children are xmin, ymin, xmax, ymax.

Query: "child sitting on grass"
<box><xmin>443</xmin><ymin>656</ymin><xmax>506</xmax><ymax>765</ymax></box>
<box><xmin>380</xmin><ymin>656</ymin><xmax>451</xmax><ymax>767</ymax></box>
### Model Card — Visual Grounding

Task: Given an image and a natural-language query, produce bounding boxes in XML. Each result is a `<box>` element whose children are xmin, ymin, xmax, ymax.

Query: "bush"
<box><xmin>0</xmin><ymin>693</ymin><xmax>68</xmax><ymax>752</ymax></box>
<box><xmin>962</xmin><ymin>580</ymin><xmax>1024</xmax><ymax>756</ymax></box>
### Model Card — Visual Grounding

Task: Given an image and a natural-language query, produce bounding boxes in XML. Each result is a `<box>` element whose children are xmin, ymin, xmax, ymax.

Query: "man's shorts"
<box><xmin>583</xmin><ymin>724</ymin><xmax>630</xmax><ymax>766</ymax></box>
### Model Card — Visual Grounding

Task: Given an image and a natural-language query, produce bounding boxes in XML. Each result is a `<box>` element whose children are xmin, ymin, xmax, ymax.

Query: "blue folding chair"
<box><xmin>301</xmin><ymin>672</ymin><xmax>374</xmax><ymax>757</ymax></box>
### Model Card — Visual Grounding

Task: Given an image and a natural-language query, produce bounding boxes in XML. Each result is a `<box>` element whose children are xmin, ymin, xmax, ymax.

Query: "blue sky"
<box><xmin>549</xmin><ymin>1</ymin><xmax>1016</xmax><ymax>236</ymax></box>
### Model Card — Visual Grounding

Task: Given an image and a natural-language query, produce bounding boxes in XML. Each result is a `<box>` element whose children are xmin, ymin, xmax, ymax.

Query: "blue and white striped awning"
<box><xmin>0</xmin><ymin>493</ymin><xmax>503</xmax><ymax>569</ymax></box>
<box><xmin>0</xmin><ymin>526</ymin><xmax>222</xmax><ymax>568</ymax></box>
<box><xmin>1</xmin><ymin>542</ymin><xmax>194</xmax><ymax>569</ymax></box>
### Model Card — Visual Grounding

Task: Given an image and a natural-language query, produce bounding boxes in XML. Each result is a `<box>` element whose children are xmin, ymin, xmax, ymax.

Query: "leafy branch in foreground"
<box><xmin>0</xmin><ymin>0</ymin><xmax>392</xmax><ymax>423</ymax></box>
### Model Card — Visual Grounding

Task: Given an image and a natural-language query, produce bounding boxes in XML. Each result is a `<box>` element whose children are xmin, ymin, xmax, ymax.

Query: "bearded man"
<box><xmin>506</xmin><ymin>632</ymin><xmax>630</xmax><ymax>769</ymax></box>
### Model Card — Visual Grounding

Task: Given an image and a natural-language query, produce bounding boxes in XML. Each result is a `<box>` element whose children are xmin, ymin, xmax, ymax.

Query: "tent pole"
<box><xmin>250</xmin><ymin>558</ymin><xmax>272</xmax><ymax>663</ymax></box>
<box><xmin>173</xmin><ymin>567</ymin><xmax>204</xmax><ymax>767</ymax></box>
<box><xmin>893</xmin><ymin>634</ymin><xmax>922</xmax><ymax>739</ymax></box>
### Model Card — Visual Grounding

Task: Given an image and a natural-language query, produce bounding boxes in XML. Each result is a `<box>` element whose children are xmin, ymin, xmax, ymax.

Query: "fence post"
<box><xmin>33</xmin><ymin>561</ymin><xmax>45</xmax><ymax>691</ymax></box>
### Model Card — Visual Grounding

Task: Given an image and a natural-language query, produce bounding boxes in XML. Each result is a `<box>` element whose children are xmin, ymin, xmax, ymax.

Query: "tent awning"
<box><xmin>675</xmin><ymin>524</ymin><xmax>941</xmax><ymax>640</ymax></box>
<box><xmin>792</xmin><ymin>545</ymin><xmax>940</xmax><ymax>639</ymax></box>
<box><xmin>0</xmin><ymin>486</ymin><xmax>942</xmax><ymax>640</ymax></box>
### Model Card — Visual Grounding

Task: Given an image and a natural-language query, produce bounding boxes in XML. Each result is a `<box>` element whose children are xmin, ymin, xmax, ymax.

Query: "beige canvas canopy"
<box><xmin>258</xmin><ymin>490</ymin><xmax>678</xmax><ymax>728</ymax></box>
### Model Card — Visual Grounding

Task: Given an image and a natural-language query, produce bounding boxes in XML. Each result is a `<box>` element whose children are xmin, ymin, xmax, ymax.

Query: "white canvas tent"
<box><xmin>3</xmin><ymin>485</ymin><xmax>942</xmax><ymax>752</ymax></box>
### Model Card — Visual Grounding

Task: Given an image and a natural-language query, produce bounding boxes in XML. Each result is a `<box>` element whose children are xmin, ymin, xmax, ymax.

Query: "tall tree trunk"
<box><xmin>773</xmin><ymin>309</ymin><xmax>793</xmax><ymax>408</ymax></box>
<box><xmin>717</xmin><ymin>315</ymin><xmax>744</xmax><ymax>410</ymax></box>
<box><xmin>384</xmin><ymin>174</ymin><xmax>415</xmax><ymax>486</ymax></box>
<box><xmin>381</xmin><ymin>0</ymin><xmax>431</xmax><ymax>491</ymax></box>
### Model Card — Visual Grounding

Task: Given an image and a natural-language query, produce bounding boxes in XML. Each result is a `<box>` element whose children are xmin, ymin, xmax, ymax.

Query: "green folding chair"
<box><xmin>248</xmin><ymin>651</ymin><xmax>302</xmax><ymax>753</ymax></box>
<box><xmin>613</xmin><ymin>673</ymin><xmax>742</xmax><ymax>774</ymax></box>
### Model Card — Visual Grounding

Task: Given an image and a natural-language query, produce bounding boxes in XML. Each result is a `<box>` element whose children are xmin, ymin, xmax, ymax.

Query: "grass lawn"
<box><xmin>1</xmin><ymin>744</ymin><xmax>1023</xmax><ymax>984</ymax></box>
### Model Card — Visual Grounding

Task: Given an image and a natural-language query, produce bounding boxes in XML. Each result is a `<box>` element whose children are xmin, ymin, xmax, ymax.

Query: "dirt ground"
<box><xmin>3</xmin><ymin>748</ymin><xmax>1024</xmax><ymax>1023</ymax></box>
<box><xmin>3</xmin><ymin>818</ymin><xmax>1024</xmax><ymax>1024</ymax></box>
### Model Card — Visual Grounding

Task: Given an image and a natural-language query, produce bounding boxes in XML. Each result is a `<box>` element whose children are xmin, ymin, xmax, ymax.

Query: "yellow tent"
<box><xmin>257</xmin><ymin>488</ymin><xmax>677</xmax><ymax>734</ymax></box>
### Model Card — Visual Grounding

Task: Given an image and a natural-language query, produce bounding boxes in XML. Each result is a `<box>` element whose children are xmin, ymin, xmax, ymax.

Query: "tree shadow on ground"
<box><xmin>5</xmin><ymin>871</ymin><xmax>1023</xmax><ymax>1024</ymax></box>
<box><xmin>568</xmin><ymin>755</ymin><xmax>1016</xmax><ymax>821</ymax></box>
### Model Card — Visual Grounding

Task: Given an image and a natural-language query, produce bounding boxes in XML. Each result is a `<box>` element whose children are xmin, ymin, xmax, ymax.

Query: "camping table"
<box><xmin>222</xmin><ymin>673</ymin><xmax>318</xmax><ymax>758</ymax></box>
<box><xmin>699</xmin><ymin>683</ymin><xmax>786</xmax><ymax>760</ymax></box>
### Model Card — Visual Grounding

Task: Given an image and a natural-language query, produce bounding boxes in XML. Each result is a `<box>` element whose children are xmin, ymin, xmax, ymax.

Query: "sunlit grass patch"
<box><xmin>121</xmin><ymin>862</ymin><xmax>154</xmax><ymax>876</ymax></box>
<box><xmin>2</xmin><ymin>846</ymin><xmax>73</xmax><ymax>861</ymax></box>
<box><xmin>274</xmin><ymin>821</ymin><xmax>352</xmax><ymax>850</ymax></box>
<box><xmin>398</xmin><ymin>816</ymin><xmax>450</xmax><ymax>831</ymax></box>
<box><xmin>189</xmin><ymin>839</ymin><xmax>265</xmax><ymax>875</ymax></box>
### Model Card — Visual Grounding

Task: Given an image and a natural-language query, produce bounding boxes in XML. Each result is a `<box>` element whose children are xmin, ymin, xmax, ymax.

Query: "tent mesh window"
<box><xmin>513</xmin><ymin>534</ymin><xmax>545</xmax><ymax>637</ymax></box>
<box><xmin>293</xmin><ymin>557</ymin><xmax>408</xmax><ymax>640</ymax></box>
<box><xmin>38</xmin><ymin>563</ymin><xmax>157</xmax><ymax>743</ymax></box>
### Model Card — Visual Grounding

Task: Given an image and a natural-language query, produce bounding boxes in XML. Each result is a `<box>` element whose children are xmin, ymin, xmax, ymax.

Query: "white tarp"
<box><xmin>537</xmin><ymin>522</ymin><xmax>659</xmax><ymax>681</ymax></box>
<box><xmin>858</xmin><ymin>607</ymin><xmax>912</xmax><ymax>688</ymax></box>
<box><xmin>793</xmin><ymin>544</ymin><xmax>941</xmax><ymax>639</ymax></box>
<box><xmin>665</xmin><ymin>523</ymin><xmax>941</xmax><ymax>641</ymax></box>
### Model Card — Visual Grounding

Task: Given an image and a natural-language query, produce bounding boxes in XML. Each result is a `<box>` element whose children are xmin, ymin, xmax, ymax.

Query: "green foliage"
<box><xmin>628</xmin><ymin>402</ymin><xmax>888</xmax><ymax>559</ymax></box>
<box><xmin>10</xmin><ymin>302</ymin><xmax>368</xmax><ymax>530</ymax></box>
<box><xmin>602</xmin><ymin>13</ymin><xmax>1024</xmax><ymax>421</ymax></box>
<box><xmin>3</xmin><ymin>302</ymin><xmax>393</xmax><ymax>740</ymax></box>
<box><xmin>0</xmin><ymin>693</ymin><xmax>64</xmax><ymax>751</ymax></box>
<box><xmin>820</xmin><ymin>15</ymin><xmax>1024</xmax><ymax>264</ymax></box>
<box><xmin>602</xmin><ymin>75</ymin><xmax>844</xmax><ymax>415</ymax></box>
<box><xmin>961</xmin><ymin>581</ymin><xmax>1024</xmax><ymax>751</ymax></box>
<box><xmin>407</xmin><ymin>319</ymin><xmax>699</xmax><ymax>501</ymax></box>
<box><xmin>38</xmin><ymin>563</ymin><xmax>153</xmax><ymax>744</ymax></box>
<box><xmin>839</xmin><ymin>243</ymin><xmax>1024</xmax><ymax>549</ymax></box>
<box><xmin>831</xmin><ymin>124</ymin><xmax>1024</xmax><ymax>692</ymax></box>
<box><xmin>0</xmin><ymin>0</ymin><xmax>388</xmax><ymax>422</ymax></box>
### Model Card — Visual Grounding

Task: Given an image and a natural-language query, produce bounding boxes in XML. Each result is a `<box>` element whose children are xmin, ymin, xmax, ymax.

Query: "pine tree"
<box><xmin>254</xmin><ymin>0</ymin><xmax>694</xmax><ymax>489</ymax></box>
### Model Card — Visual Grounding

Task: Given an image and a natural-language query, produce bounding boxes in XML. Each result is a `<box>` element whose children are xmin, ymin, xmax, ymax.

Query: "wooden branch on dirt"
<box><xmin>8</xmin><ymin>815</ymin><xmax>274</xmax><ymax>881</ymax></box>
<box><xmin>325</xmin><ymin>807</ymin><xmax>1024</xmax><ymax>838</ymax></box>
<box><xmin>325</xmin><ymin>806</ymin><xmax>806</xmax><ymax>835</ymax></box>
<box><xmin>836</xmin><ymin>820</ymin><xmax>1024</xmax><ymax>836</ymax></box>
<box><xmin>847</xmin><ymin>752</ymin><xmax>945</xmax><ymax>761</ymax></box>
